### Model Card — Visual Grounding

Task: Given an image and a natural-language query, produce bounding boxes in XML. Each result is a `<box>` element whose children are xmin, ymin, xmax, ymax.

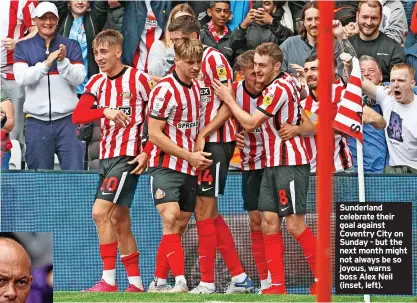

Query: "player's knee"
<box><xmin>111</xmin><ymin>210</ymin><xmax>129</xmax><ymax>230</ymax></box>
<box><xmin>261</xmin><ymin>217</ymin><xmax>277</xmax><ymax>234</ymax></box>
<box><xmin>286</xmin><ymin>219</ymin><xmax>306</xmax><ymax>238</ymax></box>
<box><xmin>163</xmin><ymin>212</ymin><xmax>180</xmax><ymax>229</ymax></box>
<box><xmin>92</xmin><ymin>208</ymin><xmax>110</xmax><ymax>224</ymax></box>
<box><xmin>250</xmin><ymin>219</ymin><xmax>262</xmax><ymax>232</ymax></box>
<box><xmin>249</xmin><ymin>211</ymin><xmax>262</xmax><ymax>231</ymax></box>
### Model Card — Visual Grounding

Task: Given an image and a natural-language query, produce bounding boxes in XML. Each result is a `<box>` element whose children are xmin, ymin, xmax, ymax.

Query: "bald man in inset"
<box><xmin>0</xmin><ymin>237</ymin><xmax>33</xmax><ymax>303</ymax></box>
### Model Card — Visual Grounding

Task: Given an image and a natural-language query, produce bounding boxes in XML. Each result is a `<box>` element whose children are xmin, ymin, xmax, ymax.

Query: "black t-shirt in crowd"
<box><xmin>349</xmin><ymin>32</ymin><xmax>406</xmax><ymax>83</ymax></box>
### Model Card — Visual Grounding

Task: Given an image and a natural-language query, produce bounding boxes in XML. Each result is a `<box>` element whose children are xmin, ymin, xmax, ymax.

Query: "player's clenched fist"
<box><xmin>188</xmin><ymin>151</ymin><xmax>213</xmax><ymax>170</ymax></box>
<box><xmin>103</xmin><ymin>108</ymin><xmax>130</xmax><ymax>127</ymax></box>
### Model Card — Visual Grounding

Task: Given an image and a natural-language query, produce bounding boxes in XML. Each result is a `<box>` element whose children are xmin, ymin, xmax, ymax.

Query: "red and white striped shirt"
<box><xmin>132</xmin><ymin>0</ymin><xmax>163</xmax><ymax>72</ymax></box>
<box><xmin>234</xmin><ymin>80</ymin><xmax>265</xmax><ymax>170</ymax></box>
<box><xmin>84</xmin><ymin>66</ymin><xmax>153</xmax><ymax>159</ymax></box>
<box><xmin>258</xmin><ymin>72</ymin><xmax>309</xmax><ymax>167</ymax></box>
<box><xmin>1</xmin><ymin>0</ymin><xmax>37</xmax><ymax>79</ymax></box>
<box><xmin>148</xmin><ymin>72</ymin><xmax>201</xmax><ymax>175</ymax></box>
<box><xmin>300</xmin><ymin>79</ymin><xmax>353</xmax><ymax>172</ymax></box>
<box><xmin>199</xmin><ymin>46</ymin><xmax>236</xmax><ymax>143</ymax></box>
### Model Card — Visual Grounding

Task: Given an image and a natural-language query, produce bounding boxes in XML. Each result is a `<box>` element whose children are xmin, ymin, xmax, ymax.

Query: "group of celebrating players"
<box><xmin>72</xmin><ymin>15</ymin><xmax>319</xmax><ymax>295</ymax></box>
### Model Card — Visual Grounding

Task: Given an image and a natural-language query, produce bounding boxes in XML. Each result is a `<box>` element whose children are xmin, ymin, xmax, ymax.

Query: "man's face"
<box><xmin>175</xmin><ymin>57</ymin><xmax>202</xmax><ymax>80</ymax></box>
<box><xmin>357</xmin><ymin>4</ymin><xmax>381</xmax><ymax>38</ymax></box>
<box><xmin>304</xmin><ymin>59</ymin><xmax>319</xmax><ymax>90</ymax></box>
<box><xmin>360</xmin><ymin>60</ymin><xmax>382</xmax><ymax>85</ymax></box>
<box><xmin>169</xmin><ymin>31</ymin><xmax>195</xmax><ymax>44</ymax></box>
<box><xmin>0</xmin><ymin>245</ymin><xmax>32</xmax><ymax>303</ymax></box>
<box><xmin>93</xmin><ymin>43</ymin><xmax>122</xmax><ymax>74</ymax></box>
<box><xmin>303</xmin><ymin>8</ymin><xmax>320</xmax><ymax>38</ymax></box>
<box><xmin>254</xmin><ymin>53</ymin><xmax>280</xmax><ymax>86</ymax></box>
<box><xmin>35</xmin><ymin>12</ymin><xmax>58</xmax><ymax>37</ymax></box>
<box><xmin>241</xmin><ymin>65</ymin><xmax>262</xmax><ymax>92</ymax></box>
<box><xmin>262</xmin><ymin>0</ymin><xmax>276</xmax><ymax>16</ymax></box>
<box><xmin>390</xmin><ymin>68</ymin><xmax>415</xmax><ymax>104</ymax></box>
<box><xmin>208</xmin><ymin>2</ymin><xmax>231</xmax><ymax>28</ymax></box>
<box><xmin>68</xmin><ymin>0</ymin><xmax>89</xmax><ymax>16</ymax></box>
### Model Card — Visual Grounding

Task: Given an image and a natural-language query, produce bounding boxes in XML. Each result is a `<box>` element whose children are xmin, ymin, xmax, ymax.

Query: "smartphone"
<box><xmin>252</xmin><ymin>0</ymin><xmax>263</xmax><ymax>10</ymax></box>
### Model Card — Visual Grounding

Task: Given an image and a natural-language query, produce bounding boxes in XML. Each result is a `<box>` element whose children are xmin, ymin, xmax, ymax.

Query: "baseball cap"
<box><xmin>34</xmin><ymin>2</ymin><xmax>59</xmax><ymax>18</ymax></box>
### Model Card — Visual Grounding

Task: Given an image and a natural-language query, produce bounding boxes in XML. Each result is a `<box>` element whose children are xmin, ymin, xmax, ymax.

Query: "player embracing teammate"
<box><xmin>213</xmin><ymin>42</ymin><xmax>318</xmax><ymax>294</ymax></box>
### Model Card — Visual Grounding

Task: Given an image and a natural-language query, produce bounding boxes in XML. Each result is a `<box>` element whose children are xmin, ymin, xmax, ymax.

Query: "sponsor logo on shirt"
<box><xmin>97</xmin><ymin>105</ymin><xmax>132</xmax><ymax>116</ymax></box>
<box><xmin>263</xmin><ymin>94</ymin><xmax>273</xmax><ymax>106</ymax></box>
<box><xmin>200</xmin><ymin>87</ymin><xmax>211</xmax><ymax>96</ymax></box>
<box><xmin>216</xmin><ymin>64</ymin><xmax>227</xmax><ymax>81</ymax></box>
<box><xmin>177</xmin><ymin>121</ymin><xmax>199</xmax><ymax>129</ymax></box>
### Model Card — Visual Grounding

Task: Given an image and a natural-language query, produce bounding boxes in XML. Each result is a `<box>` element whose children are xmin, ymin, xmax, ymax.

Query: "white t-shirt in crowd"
<box><xmin>376</xmin><ymin>86</ymin><xmax>417</xmax><ymax>169</ymax></box>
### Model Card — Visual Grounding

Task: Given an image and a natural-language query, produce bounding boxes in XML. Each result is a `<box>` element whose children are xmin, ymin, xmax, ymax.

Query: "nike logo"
<box><xmin>237</xmin><ymin>281</ymin><xmax>249</xmax><ymax>286</ymax></box>
<box><xmin>199</xmin><ymin>255</ymin><xmax>207</xmax><ymax>259</ymax></box>
<box><xmin>281</xmin><ymin>206</ymin><xmax>290</xmax><ymax>212</ymax></box>
<box><xmin>201</xmin><ymin>187</ymin><xmax>213</xmax><ymax>192</ymax></box>
<box><xmin>306</xmin><ymin>255</ymin><xmax>313</xmax><ymax>259</ymax></box>
<box><xmin>166</xmin><ymin>251</ymin><xmax>175</xmax><ymax>258</ymax></box>
<box><xmin>102</xmin><ymin>192</ymin><xmax>113</xmax><ymax>195</ymax></box>
<box><xmin>267</xmin><ymin>259</ymin><xmax>272</xmax><ymax>263</ymax></box>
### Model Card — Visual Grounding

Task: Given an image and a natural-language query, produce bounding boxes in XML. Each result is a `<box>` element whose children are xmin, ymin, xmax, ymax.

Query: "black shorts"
<box><xmin>258</xmin><ymin>165</ymin><xmax>310</xmax><ymax>216</ymax></box>
<box><xmin>197</xmin><ymin>142</ymin><xmax>235</xmax><ymax>197</ymax></box>
<box><xmin>148</xmin><ymin>167</ymin><xmax>198</xmax><ymax>213</ymax></box>
<box><xmin>95</xmin><ymin>156</ymin><xmax>139</xmax><ymax>207</ymax></box>
<box><xmin>242</xmin><ymin>169</ymin><xmax>264</xmax><ymax>211</ymax></box>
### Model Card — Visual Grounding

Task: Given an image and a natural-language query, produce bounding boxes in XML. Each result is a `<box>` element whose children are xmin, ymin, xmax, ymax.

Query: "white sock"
<box><xmin>260</xmin><ymin>279</ymin><xmax>269</xmax><ymax>289</ymax></box>
<box><xmin>128</xmin><ymin>276</ymin><xmax>143</xmax><ymax>289</ymax></box>
<box><xmin>231</xmin><ymin>272</ymin><xmax>247</xmax><ymax>283</ymax></box>
<box><xmin>102</xmin><ymin>269</ymin><xmax>116</xmax><ymax>286</ymax></box>
<box><xmin>175</xmin><ymin>275</ymin><xmax>186</xmax><ymax>284</ymax></box>
<box><xmin>199</xmin><ymin>281</ymin><xmax>215</xmax><ymax>289</ymax></box>
<box><xmin>156</xmin><ymin>277</ymin><xmax>167</xmax><ymax>286</ymax></box>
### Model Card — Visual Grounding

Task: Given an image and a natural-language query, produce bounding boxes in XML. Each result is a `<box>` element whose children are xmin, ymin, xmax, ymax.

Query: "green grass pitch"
<box><xmin>54</xmin><ymin>292</ymin><xmax>417</xmax><ymax>302</ymax></box>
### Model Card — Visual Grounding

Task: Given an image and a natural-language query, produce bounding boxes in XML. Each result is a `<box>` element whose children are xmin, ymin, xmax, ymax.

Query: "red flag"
<box><xmin>333</xmin><ymin>57</ymin><xmax>363</xmax><ymax>143</ymax></box>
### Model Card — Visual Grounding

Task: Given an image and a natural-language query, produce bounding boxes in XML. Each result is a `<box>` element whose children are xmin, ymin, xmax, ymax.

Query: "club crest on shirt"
<box><xmin>154</xmin><ymin>188</ymin><xmax>166</xmax><ymax>199</ymax></box>
<box><xmin>263</xmin><ymin>94</ymin><xmax>273</xmax><ymax>106</ymax></box>
<box><xmin>120</xmin><ymin>92</ymin><xmax>132</xmax><ymax>99</ymax></box>
<box><xmin>216</xmin><ymin>64</ymin><xmax>227</xmax><ymax>81</ymax></box>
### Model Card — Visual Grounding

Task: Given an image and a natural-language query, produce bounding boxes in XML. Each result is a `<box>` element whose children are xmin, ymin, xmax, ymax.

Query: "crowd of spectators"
<box><xmin>1</xmin><ymin>0</ymin><xmax>416</xmax><ymax>174</ymax></box>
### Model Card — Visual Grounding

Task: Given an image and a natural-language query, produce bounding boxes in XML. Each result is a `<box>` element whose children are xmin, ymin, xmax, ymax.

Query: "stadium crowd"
<box><xmin>1</xmin><ymin>0</ymin><xmax>417</xmax><ymax>296</ymax></box>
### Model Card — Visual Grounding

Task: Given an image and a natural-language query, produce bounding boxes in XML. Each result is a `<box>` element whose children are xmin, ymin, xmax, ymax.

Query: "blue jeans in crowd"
<box><xmin>24</xmin><ymin>115</ymin><xmax>84</xmax><ymax>170</ymax></box>
<box><xmin>2</xmin><ymin>151</ymin><xmax>11</xmax><ymax>169</ymax></box>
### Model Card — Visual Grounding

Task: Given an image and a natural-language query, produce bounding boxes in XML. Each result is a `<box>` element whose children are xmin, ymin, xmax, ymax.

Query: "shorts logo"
<box><xmin>216</xmin><ymin>65</ymin><xmax>227</xmax><ymax>81</ymax></box>
<box><xmin>154</xmin><ymin>188</ymin><xmax>166</xmax><ymax>199</ymax></box>
<box><xmin>263</xmin><ymin>94</ymin><xmax>273</xmax><ymax>106</ymax></box>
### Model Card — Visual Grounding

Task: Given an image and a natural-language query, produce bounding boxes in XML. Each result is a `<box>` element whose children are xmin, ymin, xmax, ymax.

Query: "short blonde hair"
<box><xmin>391</xmin><ymin>63</ymin><xmax>415</xmax><ymax>80</ymax></box>
<box><xmin>93</xmin><ymin>29</ymin><xmax>123</xmax><ymax>49</ymax></box>
<box><xmin>174</xmin><ymin>37</ymin><xmax>203</xmax><ymax>62</ymax></box>
<box><xmin>255</xmin><ymin>42</ymin><xmax>283</xmax><ymax>64</ymax></box>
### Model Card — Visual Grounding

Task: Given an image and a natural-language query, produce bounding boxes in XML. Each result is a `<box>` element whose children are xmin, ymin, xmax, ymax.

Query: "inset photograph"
<box><xmin>0</xmin><ymin>232</ymin><xmax>53</xmax><ymax>303</ymax></box>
